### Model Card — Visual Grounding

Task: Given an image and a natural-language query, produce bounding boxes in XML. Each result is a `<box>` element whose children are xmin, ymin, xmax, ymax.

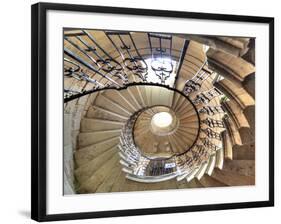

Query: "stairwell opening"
<box><xmin>152</xmin><ymin>112</ymin><xmax>173</xmax><ymax>128</ymax></box>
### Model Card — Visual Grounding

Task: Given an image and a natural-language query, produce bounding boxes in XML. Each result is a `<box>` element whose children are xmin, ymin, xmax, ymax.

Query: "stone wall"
<box><xmin>63</xmin><ymin>93</ymin><xmax>98</xmax><ymax>194</ymax></box>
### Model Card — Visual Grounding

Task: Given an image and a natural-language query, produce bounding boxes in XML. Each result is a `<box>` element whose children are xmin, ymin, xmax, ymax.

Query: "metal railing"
<box><xmin>117</xmin><ymin>107</ymin><xmax>223</xmax><ymax>183</ymax></box>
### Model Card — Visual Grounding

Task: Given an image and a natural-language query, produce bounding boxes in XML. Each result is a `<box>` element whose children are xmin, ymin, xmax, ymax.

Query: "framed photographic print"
<box><xmin>31</xmin><ymin>2</ymin><xmax>274</xmax><ymax>222</ymax></box>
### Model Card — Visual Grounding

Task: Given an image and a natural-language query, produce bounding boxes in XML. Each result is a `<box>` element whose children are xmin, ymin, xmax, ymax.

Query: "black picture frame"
<box><xmin>31</xmin><ymin>2</ymin><xmax>274</xmax><ymax>222</ymax></box>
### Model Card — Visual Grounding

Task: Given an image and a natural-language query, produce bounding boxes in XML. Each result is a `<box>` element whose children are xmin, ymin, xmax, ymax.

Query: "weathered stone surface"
<box><xmin>223</xmin><ymin>116</ymin><xmax>242</xmax><ymax>146</ymax></box>
<box><xmin>80</xmin><ymin>118</ymin><xmax>124</xmax><ymax>132</ymax></box>
<box><xmin>64</xmin><ymin>144</ymin><xmax>75</xmax><ymax>194</ymax></box>
<box><xmin>233</xmin><ymin>143</ymin><xmax>255</xmax><ymax>160</ymax></box>
<box><xmin>239</xmin><ymin>127</ymin><xmax>255</xmax><ymax>144</ymax></box>
<box><xmin>63</xmin><ymin>31</ymin><xmax>256</xmax><ymax>193</ymax></box>
<box><xmin>242</xmin><ymin>39</ymin><xmax>255</xmax><ymax>65</ymax></box>
<box><xmin>64</xmin><ymin>171</ymin><xmax>75</xmax><ymax>195</ymax></box>
<box><xmin>78</xmin><ymin>129</ymin><xmax>121</xmax><ymax>147</ymax></box>
<box><xmin>243</xmin><ymin>106</ymin><xmax>255</xmax><ymax>132</ymax></box>
<box><xmin>223</xmin><ymin>160</ymin><xmax>255</xmax><ymax>176</ymax></box>
<box><xmin>207</xmin><ymin>48</ymin><xmax>255</xmax><ymax>82</ymax></box>
<box><xmin>87</xmin><ymin>106</ymin><xmax>128</xmax><ymax>122</ymax></box>
<box><xmin>75</xmin><ymin>137</ymin><xmax>119</xmax><ymax>167</ymax></box>
<box><xmin>212</xmin><ymin>168</ymin><xmax>255</xmax><ymax>186</ymax></box>
<box><xmin>64</xmin><ymin>114</ymin><xmax>72</xmax><ymax>146</ymax></box>
<box><xmin>243</xmin><ymin>73</ymin><xmax>255</xmax><ymax>99</ymax></box>
<box><xmin>199</xmin><ymin>174</ymin><xmax>228</xmax><ymax>187</ymax></box>
<box><xmin>75</xmin><ymin>147</ymin><xmax>117</xmax><ymax>183</ymax></box>
<box><xmin>215</xmin><ymin>78</ymin><xmax>255</xmax><ymax>110</ymax></box>
<box><xmin>79</xmin><ymin>154</ymin><xmax>120</xmax><ymax>193</ymax></box>
<box><xmin>222</xmin><ymin>130</ymin><xmax>232</xmax><ymax>160</ymax></box>
<box><xmin>176</xmin><ymin>34</ymin><xmax>249</xmax><ymax>56</ymax></box>
<box><xmin>222</xmin><ymin>100</ymin><xmax>250</xmax><ymax>129</ymax></box>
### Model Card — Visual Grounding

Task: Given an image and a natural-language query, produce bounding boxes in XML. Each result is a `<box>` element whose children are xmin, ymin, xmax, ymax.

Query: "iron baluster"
<box><xmin>64</xmin><ymin>88</ymin><xmax>82</xmax><ymax>99</ymax></box>
<box><xmin>201</xmin><ymin>138</ymin><xmax>222</xmax><ymax>152</ymax></box>
<box><xmin>65</xmin><ymin>36</ymin><xmax>127</xmax><ymax>84</ymax></box>
<box><xmin>201</xmin><ymin>128</ymin><xmax>222</xmax><ymax>140</ymax></box>
<box><xmin>64</xmin><ymin>58</ymin><xmax>81</xmax><ymax>77</ymax></box>
<box><xmin>183</xmin><ymin>61</ymin><xmax>213</xmax><ymax>95</ymax></box>
<box><xmin>193</xmin><ymin>87</ymin><xmax>222</xmax><ymax>104</ymax></box>
<box><xmin>81</xmin><ymin>30</ymin><xmax>123</xmax><ymax>72</ymax></box>
<box><xmin>199</xmin><ymin>106</ymin><xmax>225</xmax><ymax>116</ymax></box>
<box><xmin>174</xmin><ymin>40</ymin><xmax>190</xmax><ymax>88</ymax></box>
<box><xmin>105</xmin><ymin>31</ymin><xmax>148</xmax><ymax>81</ymax></box>
<box><xmin>148</xmin><ymin>33</ymin><xmax>174</xmax><ymax>84</ymax></box>
<box><xmin>76</xmin><ymin>35</ymin><xmax>127</xmax><ymax>82</ymax></box>
<box><xmin>64</xmin><ymin>47</ymin><xmax>121</xmax><ymax>87</ymax></box>
<box><xmin>64</xmin><ymin>58</ymin><xmax>104</xmax><ymax>87</ymax></box>
<box><xmin>201</xmin><ymin>117</ymin><xmax>225</xmax><ymax>128</ymax></box>
<box><xmin>82</xmin><ymin>30</ymin><xmax>129</xmax><ymax>83</ymax></box>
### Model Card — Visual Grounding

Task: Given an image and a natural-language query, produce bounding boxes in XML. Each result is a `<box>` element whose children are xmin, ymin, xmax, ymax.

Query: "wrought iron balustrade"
<box><xmin>201</xmin><ymin>128</ymin><xmax>222</xmax><ymax>140</ymax></box>
<box><xmin>193</xmin><ymin>87</ymin><xmax>222</xmax><ymax>105</ymax></box>
<box><xmin>106</xmin><ymin>31</ymin><xmax>148</xmax><ymax>81</ymax></box>
<box><xmin>201</xmin><ymin>138</ymin><xmax>222</xmax><ymax>152</ymax></box>
<box><xmin>146</xmin><ymin>159</ymin><xmax>176</xmax><ymax>176</ymax></box>
<box><xmin>199</xmin><ymin>106</ymin><xmax>225</xmax><ymax>116</ymax></box>
<box><xmin>201</xmin><ymin>117</ymin><xmax>225</xmax><ymax>128</ymax></box>
<box><xmin>183</xmin><ymin>61</ymin><xmax>213</xmax><ymax>95</ymax></box>
<box><xmin>148</xmin><ymin>33</ymin><xmax>174</xmax><ymax>84</ymax></box>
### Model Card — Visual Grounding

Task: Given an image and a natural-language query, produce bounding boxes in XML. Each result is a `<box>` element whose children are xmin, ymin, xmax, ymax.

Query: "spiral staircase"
<box><xmin>63</xmin><ymin>29</ymin><xmax>255</xmax><ymax>194</ymax></box>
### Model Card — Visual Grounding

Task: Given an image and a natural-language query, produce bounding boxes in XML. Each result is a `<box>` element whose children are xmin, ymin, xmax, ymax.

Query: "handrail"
<box><xmin>117</xmin><ymin>103</ymin><xmax>217</xmax><ymax>183</ymax></box>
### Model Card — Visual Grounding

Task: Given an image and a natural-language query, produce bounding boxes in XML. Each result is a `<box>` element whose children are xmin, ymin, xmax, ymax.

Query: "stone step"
<box><xmin>199</xmin><ymin>174</ymin><xmax>228</xmax><ymax>187</ymax></box>
<box><xmin>211</xmin><ymin>168</ymin><xmax>255</xmax><ymax>186</ymax></box>
<box><xmin>233</xmin><ymin>143</ymin><xmax>255</xmax><ymax>160</ymax></box>
<box><xmin>78</xmin><ymin>154</ymin><xmax>120</xmax><ymax>193</ymax></box>
<box><xmin>215</xmin><ymin>148</ymin><xmax>224</xmax><ymax>169</ymax></box>
<box><xmin>205</xmin><ymin>154</ymin><xmax>216</xmax><ymax>175</ymax></box>
<box><xmin>75</xmin><ymin>147</ymin><xmax>118</xmax><ymax>184</ymax></box>
<box><xmin>176</xmin><ymin>104</ymin><xmax>197</xmax><ymax>118</ymax></box>
<box><xmin>95</xmin><ymin>159</ymin><xmax>123</xmax><ymax>193</ymax></box>
<box><xmin>223</xmin><ymin>159</ymin><xmax>255</xmax><ymax>176</ymax></box>
<box><xmin>87</xmin><ymin>106</ymin><xmax>128</xmax><ymax>122</ymax></box>
<box><xmin>195</xmin><ymin>162</ymin><xmax>209</xmax><ymax>180</ymax></box>
<box><xmin>78</xmin><ymin>129</ymin><xmax>121</xmax><ymax>148</ymax></box>
<box><xmin>185</xmin><ymin>178</ymin><xmax>204</xmax><ymax>188</ymax></box>
<box><xmin>103</xmin><ymin>89</ymin><xmax>137</xmax><ymax>113</ymax></box>
<box><xmin>75</xmin><ymin>137</ymin><xmax>119</xmax><ymax>167</ymax></box>
<box><xmin>99</xmin><ymin>94</ymin><xmax>133</xmax><ymax>116</ymax></box>
<box><xmin>80</xmin><ymin>118</ymin><xmax>124</xmax><ymax>132</ymax></box>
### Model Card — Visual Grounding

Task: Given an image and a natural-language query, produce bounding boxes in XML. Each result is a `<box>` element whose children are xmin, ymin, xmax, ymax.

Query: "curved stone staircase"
<box><xmin>63</xmin><ymin>29</ymin><xmax>255</xmax><ymax>194</ymax></box>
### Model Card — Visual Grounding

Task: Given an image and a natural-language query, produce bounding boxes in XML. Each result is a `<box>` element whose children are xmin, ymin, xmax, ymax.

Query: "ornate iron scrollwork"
<box><xmin>201</xmin><ymin>128</ymin><xmax>222</xmax><ymax>140</ymax></box>
<box><xmin>64</xmin><ymin>58</ymin><xmax>81</xmax><ymax>76</ymax></box>
<box><xmin>183</xmin><ymin>63</ymin><xmax>212</xmax><ymax>95</ymax></box>
<box><xmin>63</xmin><ymin>58</ymin><xmax>105</xmax><ymax>100</ymax></box>
<box><xmin>81</xmin><ymin>30</ymin><xmax>123</xmax><ymax>72</ymax></box>
<box><xmin>147</xmin><ymin>159</ymin><xmax>176</xmax><ymax>176</ymax></box>
<box><xmin>106</xmin><ymin>31</ymin><xmax>148</xmax><ymax>81</ymax></box>
<box><xmin>64</xmin><ymin>47</ymin><xmax>121</xmax><ymax>87</ymax></box>
<box><xmin>201</xmin><ymin>138</ymin><xmax>221</xmax><ymax>152</ymax></box>
<box><xmin>64</xmin><ymin>58</ymin><xmax>104</xmax><ymax>87</ymax></box>
<box><xmin>201</xmin><ymin>117</ymin><xmax>225</xmax><ymax>128</ymax></box>
<box><xmin>193</xmin><ymin>87</ymin><xmax>222</xmax><ymax>105</ymax></box>
<box><xmin>64</xmin><ymin>89</ymin><xmax>82</xmax><ymax>99</ymax></box>
<box><xmin>199</xmin><ymin>106</ymin><xmax>225</xmax><ymax>116</ymax></box>
<box><xmin>64</xmin><ymin>33</ymin><xmax>127</xmax><ymax>84</ymax></box>
<box><xmin>175</xmin><ymin>143</ymin><xmax>209</xmax><ymax>171</ymax></box>
<box><xmin>148</xmin><ymin>33</ymin><xmax>174</xmax><ymax>84</ymax></box>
